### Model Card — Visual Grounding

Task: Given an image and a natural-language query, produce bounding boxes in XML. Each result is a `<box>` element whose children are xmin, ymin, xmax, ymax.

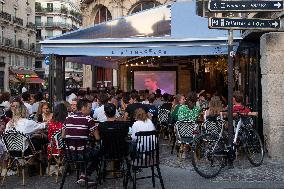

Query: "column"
<box><xmin>55</xmin><ymin>56</ymin><xmax>64</xmax><ymax>102</ymax></box>
<box><xmin>260</xmin><ymin>32</ymin><xmax>284</xmax><ymax>159</ymax></box>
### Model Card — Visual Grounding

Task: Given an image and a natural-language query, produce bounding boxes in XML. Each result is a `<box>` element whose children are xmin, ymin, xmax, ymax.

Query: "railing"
<box><xmin>26</xmin><ymin>22</ymin><xmax>36</xmax><ymax>30</ymax></box>
<box><xmin>0</xmin><ymin>37</ymin><xmax>35</xmax><ymax>52</ymax></box>
<box><xmin>13</xmin><ymin>16</ymin><xmax>24</xmax><ymax>26</ymax></box>
<box><xmin>0</xmin><ymin>11</ymin><xmax>12</xmax><ymax>22</ymax></box>
<box><xmin>35</xmin><ymin>6</ymin><xmax>82</xmax><ymax>22</ymax></box>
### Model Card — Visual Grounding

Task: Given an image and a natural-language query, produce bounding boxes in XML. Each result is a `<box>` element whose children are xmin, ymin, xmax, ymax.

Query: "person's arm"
<box><xmin>25</xmin><ymin>119</ymin><xmax>46</xmax><ymax>135</ymax></box>
<box><xmin>131</xmin><ymin>122</ymin><xmax>138</xmax><ymax>141</ymax></box>
<box><xmin>88</xmin><ymin>119</ymin><xmax>100</xmax><ymax>140</ymax></box>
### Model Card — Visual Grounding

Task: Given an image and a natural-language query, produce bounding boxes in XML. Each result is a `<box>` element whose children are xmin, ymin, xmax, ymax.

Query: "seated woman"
<box><xmin>131</xmin><ymin>108</ymin><xmax>156</xmax><ymax>151</ymax></box>
<box><xmin>5</xmin><ymin>98</ymin><xmax>47</xmax><ymax>152</ymax></box>
<box><xmin>47</xmin><ymin>103</ymin><xmax>68</xmax><ymax>160</ymax></box>
<box><xmin>171</xmin><ymin>94</ymin><xmax>186</xmax><ymax>123</ymax></box>
<box><xmin>204</xmin><ymin>96</ymin><xmax>224</xmax><ymax>120</ymax></box>
<box><xmin>36</xmin><ymin>102</ymin><xmax>53</xmax><ymax>123</ymax></box>
<box><xmin>177</xmin><ymin>92</ymin><xmax>201</xmax><ymax>122</ymax></box>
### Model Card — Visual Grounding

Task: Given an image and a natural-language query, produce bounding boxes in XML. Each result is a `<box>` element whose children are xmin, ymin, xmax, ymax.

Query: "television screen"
<box><xmin>134</xmin><ymin>71</ymin><xmax>176</xmax><ymax>95</ymax></box>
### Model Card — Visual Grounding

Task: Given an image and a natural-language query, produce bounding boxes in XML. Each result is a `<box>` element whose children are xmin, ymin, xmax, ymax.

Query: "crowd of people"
<box><xmin>0</xmin><ymin>87</ymin><xmax>252</xmax><ymax>184</ymax></box>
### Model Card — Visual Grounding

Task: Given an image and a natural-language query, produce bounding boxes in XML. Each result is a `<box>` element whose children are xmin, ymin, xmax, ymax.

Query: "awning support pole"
<box><xmin>228</xmin><ymin>29</ymin><xmax>234</xmax><ymax>147</ymax></box>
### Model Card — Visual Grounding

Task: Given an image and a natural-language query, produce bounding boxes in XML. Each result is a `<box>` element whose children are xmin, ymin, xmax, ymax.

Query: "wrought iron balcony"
<box><xmin>27</xmin><ymin>22</ymin><xmax>36</xmax><ymax>30</ymax></box>
<box><xmin>13</xmin><ymin>16</ymin><xmax>24</xmax><ymax>26</ymax></box>
<box><xmin>0</xmin><ymin>11</ymin><xmax>12</xmax><ymax>22</ymax></box>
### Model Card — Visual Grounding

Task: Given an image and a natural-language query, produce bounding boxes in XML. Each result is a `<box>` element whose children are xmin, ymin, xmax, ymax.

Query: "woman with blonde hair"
<box><xmin>204</xmin><ymin>96</ymin><xmax>224</xmax><ymax>120</ymax></box>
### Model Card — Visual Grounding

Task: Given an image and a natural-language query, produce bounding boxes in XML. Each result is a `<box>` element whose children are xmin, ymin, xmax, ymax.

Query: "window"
<box><xmin>35</xmin><ymin>60</ymin><xmax>42</xmax><ymax>69</ymax></box>
<box><xmin>35</xmin><ymin>16</ymin><xmax>41</xmax><ymax>26</ymax></box>
<box><xmin>46</xmin><ymin>30</ymin><xmax>53</xmax><ymax>38</ymax></box>
<box><xmin>47</xmin><ymin>17</ymin><xmax>53</xmax><ymax>26</ymax></box>
<box><xmin>36</xmin><ymin>29</ymin><xmax>42</xmax><ymax>40</ymax></box>
<box><xmin>14</xmin><ymin>30</ymin><xmax>16</xmax><ymax>47</ymax></box>
<box><xmin>47</xmin><ymin>3</ymin><xmax>53</xmax><ymax>12</ymax></box>
<box><xmin>94</xmin><ymin>6</ymin><xmax>112</xmax><ymax>25</ymax></box>
<box><xmin>0</xmin><ymin>2</ymin><xmax>4</xmax><ymax>13</ymax></box>
<box><xmin>0</xmin><ymin>27</ymin><xmax>3</xmax><ymax>43</ymax></box>
<box><xmin>130</xmin><ymin>1</ymin><xmax>159</xmax><ymax>14</ymax></box>
<box><xmin>14</xmin><ymin>8</ymin><xmax>17</xmax><ymax>17</ymax></box>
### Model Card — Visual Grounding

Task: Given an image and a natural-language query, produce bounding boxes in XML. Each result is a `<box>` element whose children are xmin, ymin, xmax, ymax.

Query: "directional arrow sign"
<box><xmin>209</xmin><ymin>17</ymin><xmax>281</xmax><ymax>30</ymax></box>
<box><xmin>209</xmin><ymin>1</ymin><xmax>283</xmax><ymax>12</ymax></box>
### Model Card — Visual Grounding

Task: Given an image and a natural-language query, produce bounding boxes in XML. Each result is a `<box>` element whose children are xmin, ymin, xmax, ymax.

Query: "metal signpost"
<box><xmin>208</xmin><ymin>0</ymin><xmax>282</xmax><ymax>155</ymax></box>
<box><xmin>209</xmin><ymin>1</ymin><xmax>283</xmax><ymax>12</ymax></box>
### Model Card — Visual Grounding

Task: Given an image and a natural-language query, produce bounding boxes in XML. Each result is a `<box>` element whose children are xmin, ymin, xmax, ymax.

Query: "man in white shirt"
<box><xmin>93</xmin><ymin>93</ymin><xmax>119</xmax><ymax>122</ymax></box>
<box><xmin>22</xmin><ymin>92</ymin><xmax>33</xmax><ymax>115</ymax></box>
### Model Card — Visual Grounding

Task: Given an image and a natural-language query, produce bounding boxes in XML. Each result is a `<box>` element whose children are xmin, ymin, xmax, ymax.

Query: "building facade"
<box><xmin>0</xmin><ymin>0</ymin><xmax>36</xmax><ymax>92</ymax></box>
<box><xmin>35</xmin><ymin>0</ymin><xmax>83</xmax><ymax>80</ymax></box>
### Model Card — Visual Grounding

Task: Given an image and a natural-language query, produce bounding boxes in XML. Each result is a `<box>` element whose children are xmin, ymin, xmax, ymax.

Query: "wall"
<box><xmin>260</xmin><ymin>32</ymin><xmax>284</xmax><ymax>159</ymax></box>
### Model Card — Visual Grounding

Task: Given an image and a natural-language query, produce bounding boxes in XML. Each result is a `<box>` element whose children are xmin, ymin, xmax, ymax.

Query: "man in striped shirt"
<box><xmin>62</xmin><ymin>98</ymin><xmax>100</xmax><ymax>185</ymax></box>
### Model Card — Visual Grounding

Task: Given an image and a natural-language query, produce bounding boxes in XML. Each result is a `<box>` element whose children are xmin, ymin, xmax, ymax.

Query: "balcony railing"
<box><xmin>0</xmin><ymin>37</ymin><xmax>36</xmax><ymax>52</ymax></box>
<box><xmin>0</xmin><ymin>11</ymin><xmax>12</xmax><ymax>22</ymax></box>
<box><xmin>13</xmin><ymin>16</ymin><xmax>24</xmax><ymax>26</ymax></box>
<box><xmin>35</xmin><ymin>6</ymin><xmax>82</xmax><ymax>22</ymax></box>
<box><xmin>36</xmin><ymin>22</ymin><xmax>75</xmax><ymax>29</ymax></box>
<box><xmin>27</xmin><ymin>22</ymin><xmax>36</xmax><ymax>30</ymax></box>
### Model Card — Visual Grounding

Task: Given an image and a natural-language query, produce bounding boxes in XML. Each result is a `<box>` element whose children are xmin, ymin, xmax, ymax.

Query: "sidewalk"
<box><xmin>1</xmin><ymin>142</ymin><xmax>284</xmax><ymax>189</ymax></box>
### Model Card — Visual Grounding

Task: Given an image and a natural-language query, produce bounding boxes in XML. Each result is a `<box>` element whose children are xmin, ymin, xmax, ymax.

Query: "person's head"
<box><xmin>129</xmin><ymin>94</ymin><xmax>140</xmax><ymax>104</ymax></box>
<box><xmin>0</xmin><ymin>92</ymin><xmax>10</xmax><ymax>103</ymax></box>
<box><xmin>10</xmin><ymin>98</ymin><xmax>28</xmax><ymax>119</ymax></box>
<box><xmin>30</xmin><ymin>94</ymin><xmax>36</xmax><ymax>104</ymax></box>
<box><xmin>187</xmin><ymin>92</ymin><xmax>198</xmax><ymax>109</ymax></box>
<box><xmin>144</xmin><ymin>75</ymin><xmax>158</xmax><ymax>92</ymax></box>
<box><xmin>233</xmin><ymin>91</ymin><xmax>243</xmax><ymax>105</ymax></box>
<box><xmin>208</xmin><ymin>96</ymin><xmax>223</xmax><ymax>116</ymax></box>
<box><xmin>148</xmin><ymin>94</ymin><xmax>156</xmax><ymax>104</ymax></box>
<box><xmin>77</xmin><ymin>98</ymin><xmax>91</xmax><ymax>116</ymax></box>
<box><xmin>98</xmin><ymin>93</ymin><xmax>109</xmax><ymax>105</ymax></box>
<box><xmin>53</xmin><ymin>103</ymin><xmax>68</xmax><ymax>123</ymax></box>
<box><xmin>34</xmin><ymin>92</ymin><xmax>43</xmax><ymax>102</ymax></box>
<box><xmin>104</xmin><ymin>103</ymin><xmax>116</xmax><ymax>119</ymax></box>
<box><xmin>41</xmin><ymin>102</ymin><xmax>51</xmax><ymax>115</ymax></box>
<box><xmin>22</xmin><ymin>92</ymin><xmax>31</xmax><ymax>102</ymax></box>
<box><xmin>134</xmin><ymin>108</ymin><xmax>148</xmax><ymax>122</ymax></box>
<box><xmin>70</xmin><ymin>98</ymin><xmax>78</xmax><ymax>113</ymax></box>
<box><xmin>175</xmin><ymin>94</ymin><xmax>186</xmax><ymax>105</ymax></box>
<box><xmin>156</xmin><ymin>93</ymin><xmax>162</xmax><ymax>99</ymax></box>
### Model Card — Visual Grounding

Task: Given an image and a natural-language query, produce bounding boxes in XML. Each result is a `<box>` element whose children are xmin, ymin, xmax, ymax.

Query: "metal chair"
<box><xmin>60</xmin><ymin>137</ymin><xmax>99</xmax><ymax>189</ymax></box>
<box><xmin>131</xmin><ymin>130</ymin><xmax>165</xmax><ymax>189</ymax></box>
<box><xmin>98</xmin><ymin>121</ymin><xmax>131</xmax><ymax>188</ymax></box>
<box><xmin>47</xmin><ymin>131</ymin><xmax>64</xmax><ymax>183</ymax></box>
<box><xmin>1</xmin><ymin>130</ymin><xmax>43</xmax><ymax>186</ymax></box>
<box><xmin>157</xmin><ymin>108</ymin><xmax>173</xmax><ymax>141</ymax></box>
<box><xmin>174</xmin><ymin>120</ymin><xmax>198</xmax><ymax>158</ymax></box>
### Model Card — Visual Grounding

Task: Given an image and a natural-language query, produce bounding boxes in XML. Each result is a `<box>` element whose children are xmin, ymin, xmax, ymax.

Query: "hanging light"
<box><xmin>141</xmin><ymin>61</ymin><xmax>144</xmax><ymax>64</ymax></box>
<box><xmin>136</xmin><ymin>63</ymin><xmax>138</xmax><ymax>65</ymax></box>
<box><xmin>126</xmin><ymin>64</ymin><xmax>129</xmax><ymax>67</ymax></box>
<box><xmin>131</xmin><ymin>64</ymin><xmax>133</xmax><ymax>66</ymax></box>
<box><xmin>146</xmin><ymin>60</ymin><xmax>149</xmax><ymax>63</ymax></box>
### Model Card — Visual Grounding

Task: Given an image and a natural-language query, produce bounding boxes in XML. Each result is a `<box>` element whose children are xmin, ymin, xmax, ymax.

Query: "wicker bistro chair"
<box><xmin>47</xmin><ymin>131</ymin><xmax>64</xmax><ymax>183</ymax></box>
<box><xmin>157</xmin><ymin>108</ymin><xmax>174</xmax><ymax>141</ymax></box>
<box><xmin>60</xmin><ymin>137</ymin><xmax>100</xmax><ymax>189</ymax></box>
<box><xmin>98</xmin><ymin>121</ymin><xmax>131</xmax><ymax>188</ymax></box>
<box><xmin>131</xmin><ymin>130</ymin><xmax>165</xmax><ymax>189</ymax></box>
<box><xmin>174</xmin><ymin>120</ymin><xmax>199</xmax><ymax>158</ymax></box>
<box><xmin>1</xmin><ymin>130</ymin><xmax>43</xmax><ymax>186</ymax></box>
<box><xmin>203</xmin><ymin>116</ymin><xmax>225</xmax><ymax>137</ymax></box>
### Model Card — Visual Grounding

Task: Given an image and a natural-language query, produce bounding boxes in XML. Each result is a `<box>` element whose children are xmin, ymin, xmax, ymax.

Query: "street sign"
<box><xmin>208</xmin><ymin>1</ymin><xmax>283</xmax><ymax>12</ymax></box>
<box><xmin>209</xmin><ymin>17</ymin><xmax>281</xmax><ymax>30</ymax></box>
<box><xmin>44</xmin><ymin>55</ymin><xmax>50</xmax><ymax>65</ymax></box>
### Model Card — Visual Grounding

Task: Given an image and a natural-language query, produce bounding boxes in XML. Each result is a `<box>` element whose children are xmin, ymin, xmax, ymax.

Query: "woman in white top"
<box><xmin>5</xmin><ymin>99</ymin><xmax>46</xmax><ymax>135</ymax></box>
<box><xmin>131</xmin><ymin>108</ymin><xmax>156</xmax><ymax>141</ymax></box>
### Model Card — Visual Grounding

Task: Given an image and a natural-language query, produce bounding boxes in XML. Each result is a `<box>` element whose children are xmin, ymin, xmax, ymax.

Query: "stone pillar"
<box><xmin>260</xmin><ymin>32</ymin><xmax>284</xmax><ymax>159</ymax></box>
<box><xmin>83</xmin><ymin>65</ymin><xmax>93</xmax><ymax>89</ymax></box>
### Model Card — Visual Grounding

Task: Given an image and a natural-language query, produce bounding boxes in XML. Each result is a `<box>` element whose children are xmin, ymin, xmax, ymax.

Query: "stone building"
<box><xmin>0</xmin><ymin>0</ymin><xmax>36</xmax><ymax>92</ymax></box>
<box><xmin>35</xmin><ymin>0</ymin><xmax>83</xmax><ymax>80</ymax></box>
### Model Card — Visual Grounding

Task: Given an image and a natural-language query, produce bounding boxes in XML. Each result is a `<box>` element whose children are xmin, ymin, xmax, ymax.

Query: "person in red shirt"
<box><xmin>47</xmin><ymin>103</ymin><xmax>68</xmax><ymax>160</ymax></box>
<box><xmin>232</xmin><ymin>91</ymin><xmax>251</xmax><ymax>114</ymax></box>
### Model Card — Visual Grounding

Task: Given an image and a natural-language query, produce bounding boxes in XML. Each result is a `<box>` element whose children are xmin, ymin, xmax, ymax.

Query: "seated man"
<box><xmin>62</xmin><ymin>98</ymin><xmax>100</xmax><ymax>185</ymax></box>
<box><xmin>233</xmin><ymin>91</ymin><xmax>251</xmax><ymax>114</ymax></box>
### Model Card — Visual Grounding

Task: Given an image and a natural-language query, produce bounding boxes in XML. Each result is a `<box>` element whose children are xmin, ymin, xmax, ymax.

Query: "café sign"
<box><xmin>111</xmin><ymin>48</ymin><xmax>168</xmax><ymax>56</ymax></box>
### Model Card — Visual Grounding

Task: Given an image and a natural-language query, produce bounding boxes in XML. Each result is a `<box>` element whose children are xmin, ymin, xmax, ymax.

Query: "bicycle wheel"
<box><xmin>244</xmin><ymin>129</ymin><xmax>264</xmax><ymax>166</ymax></box>
<box><xmin>191</xmin><ymin>134</ymin><xmax>224</xmax><ymax>178</ymax></box>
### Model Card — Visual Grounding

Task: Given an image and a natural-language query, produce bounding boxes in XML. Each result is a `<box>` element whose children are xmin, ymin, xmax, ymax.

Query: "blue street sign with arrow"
<box><xmin>209</xmin><ymin>1</ymin><xmax>283</xmax><ymax>12</ymax></box>
<box><xmin>44</xmin><ymin>55</ymin><xmax>50</xmax><ymax>65</ymax></box>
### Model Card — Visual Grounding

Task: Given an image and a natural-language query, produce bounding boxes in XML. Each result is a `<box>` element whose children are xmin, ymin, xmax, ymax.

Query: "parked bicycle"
<box><xmin>191</xmin><ymin>111</ymin><xmax>264</xmax><ymax>178</ymax></box>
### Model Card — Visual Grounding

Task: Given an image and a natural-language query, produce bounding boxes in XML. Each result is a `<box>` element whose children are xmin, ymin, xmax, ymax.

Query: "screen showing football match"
<box><xmin>134</xmin><ymin>71</ymin><xmax>176</xmax><ymax>95</ymax></box>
